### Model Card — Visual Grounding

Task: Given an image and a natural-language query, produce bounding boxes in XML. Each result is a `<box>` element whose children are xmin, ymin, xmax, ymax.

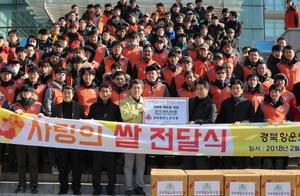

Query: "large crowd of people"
<box><xmin>0</xmin><ymin>0</ymin><xmax>299</xmax><ymax>195</ymax></box>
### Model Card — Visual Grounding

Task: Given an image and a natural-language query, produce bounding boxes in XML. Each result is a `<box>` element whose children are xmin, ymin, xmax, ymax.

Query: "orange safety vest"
<box><xmin>161</xmin><ymin>66</ymin><xmax>183</xmax><ymax>86</ymax></box>
<box><xmin>135</xmin><ymin>59</ymin><xmax>157</xmax><ymax>80</ymax></box>
<box><xmin>122</xmin><ymin>46</ymin><xmax>143</xmax><ymax>69</ymax></box>
<box><xmin>128</xmin><ymin>24</ymin><xmax>138</xmax><ymax>32</ymax></box>
<box><xmin>261</xmin><ymin>78</ymin><xmax>273</xmax><ymax>95</ymax></box>
<box><xmin>102</xmin><ymin>55</ymin><xmax>130</xmax><ymax>74</ymax></box>
<box><xmin>75</xmin><ymin>85</ymin><xmax>99</xmax><ymax>116</ymax></box>
<box><xmin>12</xmin><ymin>101</ymin><xmax>42</xmax><ymax>114</ymax></box>
<box><xmin>277</xmin><ymin>62</ymin><xmax>300</xmax><ymax>91</ymax></box>
<box><xmin>241</xmin><ymin>64</ymin><xmax>253</xmax><ymax>82</ymax></box>
<box><xmin>152</xmin><ymin>51</ymin><xmax>168</xmax><ymax>67</ymax></box>
<box><xmin>0</xmin><ymin>84</ymin><xmax>18</xmax><ymax>104</ymax></box>
<box><xmin>94</xmin><ymin>45</ymin><xmax>108</xmax><ymax>64</ymax></box>
<box><xmin>206</xmin><ymin>68</ymin><xmax>216</xmax><ymax>84</ymax></box>
<box><xmin>111</xmin><ymin>88</ymin><xmax>131</xmax><ymax>106</ymax></box>
<box><xmin>194</xmin><ymin>59</ymin><xmax>214</xmax><ymax>79</ymax></box>
<box><xmin>142</xmin><ymin>82</ymin><xmax>167</xmax><ymax>97</ymax></box>
<box><xmin>222</xmin><ymin>55</ymin><xmax>239</xmax><ymax>68</ymax></box>
<box><xmin>243</xmin><ymin>91</ymin><xmax>265</xmax><ymax>112</ymax></box>
<box><xmin>210</xmin><ymin>85</ymin><xmax>231</xmax><ymax>114</ymax></box>
<box><xmin>177</xmin><ymin>88</ymin><xmax>196</xmax><ymax>98</ymax></box>
<box><xmin>172</xmin><ymin>72</ymin><xmax>185</xmax><ymax>91</ymax></box>
<box><xmin>260</xmin><ymin>102</ymin><xmax>289</xmax><ymax>122</ymax></box>
<box><xmin>48</xmin><ymin>86</ymin><xmax>63</xmax><ymax>105</ymax></box>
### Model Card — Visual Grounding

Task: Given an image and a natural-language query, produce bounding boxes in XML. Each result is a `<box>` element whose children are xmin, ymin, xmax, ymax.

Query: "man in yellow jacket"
<box><xmin>120</xmin><ymin>79</ymin><xmax>146</xmax><ymax>196</ymax></box>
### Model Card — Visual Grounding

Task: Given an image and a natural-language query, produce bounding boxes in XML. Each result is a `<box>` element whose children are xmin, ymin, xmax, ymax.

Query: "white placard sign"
<box><xmin>143</xmin><ymin>97</ymin><xmax>189</xmax><ymax>124</ymax></box>
<box><xmin>194</xmin><ymin>181</ymin><xmax>220</xmax><ymax>195</ymax></box>
<box><xmin>157</xmin><ymin>181</ymin><xmax>183</xmax><ymax>196</ymax></box>
<box><xmin>265</xmin><ymin>182</ymin><xmax>291</xmax><ymax>196</ymax></box>
<box><xmin>230</xmin><ymin>182</ymin><xmax>256</xmax><ymax>196</ymax></box>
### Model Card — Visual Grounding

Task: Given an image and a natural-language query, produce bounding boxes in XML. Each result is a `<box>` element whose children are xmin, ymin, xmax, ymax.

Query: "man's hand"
<box><xmin>266</xmin><ymin>119</ymin><xmax>273</xmax><ymax>124</ymax></box>
<box><xmin>139</xmin><ymin>108</ymin><xmax>146</xmax><ymax>113</ymax></box>
<box><xmin>233</xmin><ymin>121</ymin><xmax>240</xmax><ymax>124</ymax></box>
<box><xmin>15</xmin><ymin>109</ymin><xmax>23</xmax><ymax>115</ymax></box>
<box><xmin>188</xmin><ymin>121</ymin><xmax>195</xmax><ymax>124</ymax></box>
<box><xmin>37</xmin><ymin>113</ymin><xmax>44</xmax><ymax>118</ymax></box>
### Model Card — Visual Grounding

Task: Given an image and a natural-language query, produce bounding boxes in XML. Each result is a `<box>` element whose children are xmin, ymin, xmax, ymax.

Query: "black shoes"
<box><xmin>14</xmin><ymin>185</ymin><xmax>25</xmax><ymax>193</ymax></box>
<box><xmin>73</xmin><ymin>191</ymin><xmax>82</xmax><ymax>195</ymax></box>
<box><xmin>107</xmin><ymin>190</ymin><xmax>116</xmax><ymax>195</ymax></box>
<box><xmin>58</xmin><ymin>190</ymin><xmax>68</xmax><ymax>195</ymax></box>
<box><xmin>135</xmin><ymin>187</ymin><xmax>146</xmax><ymax>195</ymax></box>
<box><xmin>93</xmin><ymin>189</ymin><xmax>102</xmax><ymax>195</ymax></box>
<box><xmin>31</xmin><ymin>184</ymin><xmax>38</xmax><ymax>194</ymax></box>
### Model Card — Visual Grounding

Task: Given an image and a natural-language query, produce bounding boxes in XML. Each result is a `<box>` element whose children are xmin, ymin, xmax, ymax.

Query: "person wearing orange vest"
<box><xmin>142</xmin><ymin>64</ymin><xmax>169</xmax><ymax>97</ymax></box>
<box><xmin>7</xmin><ymin>30</ymin><xmax>20</xmax><ymax>60</ymax></box>
<box><xmin>170</xmin><ymin>56</ymin><xmax>193</xmax><ymax>96</ymax></box>
<box><xmin>177</xmin><ymin>70</ymin><xmax>198</xmax><ymax>98</ymax></box>
<box><xmin>220</xmin><ymin>40</ymin><xmax>239</xmax><ymax>67</ymax></box>
<box><xmin>12</xmin><ymin>84</ymin><xmax>44</xmax><ymax>194</ymax></box>
<box><xmin>106</xmin><ymin>15</ymin><xmax>123</xmax><ymax>39</ymax></box>
<box><xmin>85</xmin><ymin>31</ymin><xmax>109</xmax><ymax>64</ymax></box>
<box><xmin>0</xmin><ymin>66</ymin><xmax>19</xmax><ymax>105</ymax></box>
<box><xmin>64</xmin><ymin>24</ymin><xmax>84</xmax><ymax>49</ymax></box>
<box><xmin>75</xmin><ymin>67</ymin><xmax>99</xmax><ymax>118</ymax></box>
<box><xmin>193</xmin><ymin>43</ymin><xmax>214</xmax><ymax>79</ymax></box>
<box><xmin>103</xmin><ymin>62</ymin><xmax>125</xmax><ymax>86</ymax></box>
<box><xmin>277</xmin><ymin>45</ymin><xmax>300</xmax><ymax>91</ymax></box>
<box><xmin>186</xmin><ymin>33</ymin><xmax>205</xmax><ymax>61</ymax></box>
<box><xmin>285</xmin><ymin>0</ymin><xmax>299</xmax><ymax>30</ymax></box>
<box><xmin>66</xmin><ymin>56</ymin><xmax>85</xmax><ymax>87</ymax></box>
<box><xmin>44</xmin><ymin>67</ymin><xmax>67</xmax><ymax>116</ymax></box>
<box><xmin>111</xmin><ymin>71</ymin><xmax>131</xmax><ymax>105</ymax></box>
<box><xmin>234</xmin><ymin>48</ymin><xmax>264</xmax><ymax>82</ymax></box>
<box><xmin>204</xmin><ymin>52</ymin><xmax>224</xmax><ymax>84</ymax></box>
<box><xmin>0</xmin><ymin>34</ymin><xmax>11</xmax><ymax>64</ymax></box>
<box><xmin>38</xmin><ymin>59</ymin><xmax>53</xmax><ymax>85</ymax></box>
<box><xmin>7</xmin><ymin>57</ymin><xmax>26</xmax><ymax>81</ymax></box>
<box><xmin>122</xmin><ymin>32</ymin><xmax>143</xmax><ymax>69</ymax></box>
<box><xmin>256</xmin><ymin>84</ymin><xmax>293</xmax><ymax>169</ymax></box>
<box><xmin>209</xmin><ymin>66</ymin><xmax>231</xmax><ymax>114</ymax></box>
<box><xmin>127</xmin><ymin>14</ymin><xmax>138</xmax><ymax>32</ymax></box>
<box><xmin>83</xmin><ymin>45</ymin><xmax>99</xmax><ymax>72</ymax></box>
<box><xmin>15</xmin><ymin>66</ymin><xmax>47</xmax><ymax>104</ymax></box>
<box><xmin>161</xmin><ymin>51</ymin><xmax>182</xmax><ymax>87</ymax></box>
<box><xmin>243</xmin><ymin>74</ymin><xmax>265</xmax><ymax>113</ymax></box>
<box><xmin>152</xmin><ymin>37</ymin><xmax>169</xmax><ymax>67</ymax></box>
<box><xmin>16</xmin><ymin>47</ymin><xmax>35</xmax><ymax>74</ymax></box>
<box><xmin>184</xmin><ymin>80</ymin><xmax>217</xmax><ymax>169</ymax></box>
<box><xmin>254</xmin><ymin>61</ymin><xmax>274</xmax><ymax>95</ymax></box>
<box><xmin>133</xmin><ymin>44</ymin><xmax>157</xmax><ymax>80</ymax></box>
<box><xmin>97</xmin><ymin>40</ymin><xmax>132</xmax><ymax>82</ymax></box>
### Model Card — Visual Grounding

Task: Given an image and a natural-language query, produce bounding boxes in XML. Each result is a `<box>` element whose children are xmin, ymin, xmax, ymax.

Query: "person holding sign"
<box><xmin>120</xmin><ymin>79</ymin><xmax>146</xmax><ymax>196</ymax></box>
<box><xmin>183</xmin><ymin>80</ymin><xmax>217</xmax><ymax>169</ymax></box>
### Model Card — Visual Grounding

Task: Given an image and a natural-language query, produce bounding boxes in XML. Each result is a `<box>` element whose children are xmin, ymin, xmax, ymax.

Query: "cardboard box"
<box><xmin>260</xmin><ymin>172</ymin><xmax>296</xmax><ymax>196</ymax></box>
<box><xmin>281</xmin><ymin>170</ymin><xmax>300</xmax><ymax>196</ymax></box>
<box><xmin>151</xmin><ymin>169</ymin><xmax>187</xmax><ymax>196</ymax></box>
<box><xmin>185</xmin><ymin>170</ymin><xmax>224</xmax><ymax>196</ymax></box>
<box><xmin>224</xmin><ymin>174</ymin><xmax>260</xmax><ymax>196</ymax></box>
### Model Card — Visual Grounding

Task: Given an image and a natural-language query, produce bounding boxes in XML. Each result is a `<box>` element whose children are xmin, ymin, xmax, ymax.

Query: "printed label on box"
<box><xmin>194</xmin><ymin>181</ymin><xmax>220</xmax><ymax>195</ymax></box>
<box><xmin>230</xmin><ymin>182</ymin><xmax>255</xmax><ymax>196</ymax></box>
<box><xmin>157</xmin><ymin>181</ymin><xmax>183</xmax><ymax>195</ymax></box>
<box><xmin>266</xmin><ymin>182</ymin><xmax>291</xmax><ymax>196</ymax></box>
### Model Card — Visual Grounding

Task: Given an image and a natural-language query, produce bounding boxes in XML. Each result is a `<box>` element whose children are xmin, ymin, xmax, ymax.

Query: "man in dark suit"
<box><xmin>51</xmin><ymin>85</ymin><xmax>84</xmax><ymax>195</ymax></box>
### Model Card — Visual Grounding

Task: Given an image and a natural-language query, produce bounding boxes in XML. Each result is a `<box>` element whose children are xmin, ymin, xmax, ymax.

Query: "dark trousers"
<box><xmin>58</xmin><ymin>149</ymin><xmax>81</xmax><ymax>193</ymax></box>
<box><xmin>93</xmin><ymin>151</ymin><xmax>116</xmax><ymax>192</ymax></box>
<box><xmin>182</xmin><ymin>156</ymin><xmax>208</xmax><ymax>169</ymax></box>
<box><xmin>16</xmin><ymin>145</ymin><xmax>39</xmax><ymax>186</ymax></box>
<box><xmin>263</xmin><ymin>157</ymin><xmax>284</xmax><ymax>169</ymax></box>
<box><xmin>222</xmin><ymin>156</ymin><xmax>246</xmax><ymax>169</ymax></box>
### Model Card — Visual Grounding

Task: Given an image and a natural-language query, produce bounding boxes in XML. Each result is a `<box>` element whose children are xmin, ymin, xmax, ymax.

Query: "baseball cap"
<box><xmin>186</xmin><ymin>11</ymin><xmax>194</xmax><ymax>15</ymax></box>
<box><xmin>8</xmin><ymin>57</ymin><xmax>20</xmax><ymax>64</ymax></box>
<box><xmin>199</xmin><ymin>43</ymin><xmax>209</xmax><ymax>50</ymax></box>
<box><xmin>213</xmin><ymin>53</ymin><xmax>223</xmax><ymax>59</ymax></box>
<box><xmin>54</xmin><ymin>40</ymin><xmax>64</xmax><ymax>47</ymax></box>
<box><xmin>1</xmin><ymin>66</ymin><xmax>14</xmax><ymax>73</ymax></box>
<box><xmin>181</xmin><ymin>56</ymin><xmax>193</xmax><ymax>63</ymax></box>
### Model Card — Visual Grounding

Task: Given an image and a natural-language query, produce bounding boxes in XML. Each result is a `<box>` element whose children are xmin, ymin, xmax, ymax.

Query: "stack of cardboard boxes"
<box><xmin>151</xmin><ymin>169</ymin><xmax>298</xmax><ymax>196</ymax></box>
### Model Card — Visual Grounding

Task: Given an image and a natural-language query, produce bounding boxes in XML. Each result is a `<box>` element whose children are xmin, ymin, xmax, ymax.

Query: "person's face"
<box><xmin>8</xmin><ymin>33</ymin><xmax>18</xmax><ymax>43</ymax></box>
<box><xmin>39</xmin><ymin>34</ymin><xmax>49</xmax><ymax>41</ymax></box>
<box><xmin>205</xmin><ymin>39</ymin><xmax>213</xmax><ymax>46</ymax></box>
<box><xmin>117</xmin><ymin>30</ymin><xmax>126</xmax><ymax>37</ymax></box>
<box><xmin>79</xmin><ymin>20</ymin><xmax>86</xmax><ymax>29</ymax></box>
<box><xmin>186</xmin><ymin>14</ymin><xmax>193</xmax><ymax>20</ymax></box>
<box><xmin>185</xmin><ymin>72</ymin><xmax>196</xmax><ymax>86</ymax></box>
<box><xmin>172</xmin><ymin>6</ymin><xmax>180</xmax><ymax>13</ymax></box>
<box><xmin>27</xmin><ymin>46</ymin><xmax>35</xmax><ymax>58</ymax></box>
<box><xmin>212</xmin><ymin>18</ymin><xmax>218</xmax><ymax>26</ymax></box>
<box><xmin>231</xmin><ymin>83</ymin><xmax>243</xmax><ymax>98</ymax></box>
<box><xmin>72</xmin><ymin>6</ymin><xmax>79</xmax><ymax>13</ymax></box>
<box><xmin>155</xmin><ymin>41</ymin><xmax>164</xmax><ymax>50</ymax></box>
<box><xmin>120</xmin><ymin>0</ymin><xmax>126</xmax><ymax>5</ymax></box>
<box><xmin>54</xmin><ymin>45</ymin><xmax>64</xmax><ymax>53</ymax></box>
<box><xmin>196</xmin><ymin>84</ymin><xmax>208</xmax><ymax>99</ymax></box>
<box><xmin>199</xmin><ymin>48</ymin><xmax>209</xmax><ymax>58</ymax></box>
<box><xmin>60</xmin><ymin>39</ymin><xmax>68</xmax><ymax>47</ymax></box>
<box><xmin>113</xmin><ymin>17</ymin><xmax>120</xmax><ymax>24</ymax></box>
<box><xmin>181</xmin><ymin>61</ymin><xmax>193</xmax><ymax>72</ymax></box>
<box><xmin>50</xmin><ymin>55</ymin><xmax>60</xmax><ymax>65</ymax></box>
<box><xmin>1</xmin><ymin>72</ymin><xmax>12</xmax><ymax>82</ymax></box>
<box><xmin>176</xmin><ymin>28</ymin><xmax>184</xmax><ymax>35</ymax></box>
<box><xmin>216</xmin><ymin>69</ymin><xmax>226</xmax><ymax>81</ymax></box>
<box><xmin>257</xmin><ymin>64</ymin><xmax>267</xmax><ymax>75</ymax></box>
<box><xmin>242</xmin><ymin>48</ymin><xmax>250</xmax><ymax>56</ymax></box>
<box><xmin>222</xmin><ymin>44</ymin><xmax>233</xmax><ymax>54</ymax></box>
<box><xmin>102</xmin><ymin>32</ymin><xmax>110</xmax><ymax>41</ymax></box>
<box><xmin>22</xmin><ymin>91</ymin><xmax>33</xmax><ymax>99</ymax></box>
<box><xmin>88</xmin><ymin>7</ymin><xmax>95</xmax><ymax>14</ymax></box>
<box><xmin>39</xmin><ymin>65</ymin><xmax>50</xmax><ymax>75</ymax></box>
<box><xmin>284</xmin><ymin>49</ymin><xmax>295</xmax><ymax>61</ymax></box>
<box><xmin>114</xmin><ymin>10</ymin><xmax>121</xmax><ymax>16</ymax></box>
<box><xmin>275</xmin><ymin>79</ymin><xmax>286</xmax><ymax>88</ymax></box>
<box><xmin>85</xmin><ymin>50</ymin><xmax>92</xmax><ymax>59</ymax></box>
<box><xmin>277</xmin><ymin>40</ymin><xmax>287</xmax><ymax>47</ymax></box>
<box><xmin>130</xmin><ymin>2</ymin><xmax>136</xmax><ymax>9</ymax></box>
<box><xmin>187</xmin><ymin>4</ymin><xmax>194</xmax><ymax>9</ymax></box>
<box><xmin>178</xmin><ymin>36</ymin><xmax>186</xmax><ymax>43</ymax></box>
<box><xmin>249</xmin><ymin>51</ymin><xmax>259</xmax><ymax>63</ymax></box>
<box><xmin>88</xmin><ymin>34</ymin><xmax>98</xmax><ymax>43</ymax></box>
<box><xmin>55</xmin><ymin>72</ymin><xmax>66</xmax><ymax>83</ymax></box>
<box><xmin>73</xmin><ymin>62</ymin><xmax>83</xmax><ymax>70</ymax></box>
<box><xmin>139</xmin><ymin>31</ymin><xmax>145</xmax><ymax>39</ymax></box>
<box><xmin>196</xmin><ymin>2</ymin><xmax>202</xmax><ymax>7</ymax></box>
<box><xmin>229</xmin><ymin>13</ymin><xmax>235</xmax><ymax>21</ymax></box>
<box><xmin>75</xmin><ymin>50</ymin><xmax>85</xmax><ymax>58</ymax></box>
<box><xmin>59</xmin><ymin>19</ymin><xmax>66</xmax><ymax>26</ymax></box>
<box><xmin>62</xmin><ymin>89</ymin><xmax>73</xmax><ymax>102</ymax></box>
<box><xmin>157</xmin><ymin>5</ymin><xmax>163</xmax><ymax>11</ymax></box>
<box><xmin>151</xmin><ymin>14</ymin><xmax>159</xmax><ymax>22</ymax></box>
<box><xmin>28</xmin><ymin>72</ymin><xmax>40</xmax><ymax>83</ymax></box>
<box><xmin>69</xmin><ymin>27</ymin><xmax>77</xmax><ymax>33</ymax></box>
<box><xmin>69</xmin><ymin>13</ymin><xmax>76</xmax><ymax>20</ymax></box>
<box><xmin>227</xmin><ymin>30</ymin><xmax>235</xmax><ymax>37</ymax></box>
<box><xmin>52</xmin><ymin>25</ymin><xmax>60</xmax><ymax>32</ymax></box>
<box><xmin>143</xmin><ymin>47</ymin><xmax>153</xmax><ymax>59</ymax></box>
<box><xmin>0</xmin><ymin>38</ymin><xmax>4</xmax><ymax>46</ymax></box>
<box><xmin>176</xmin><ymin>16</ymin><xmax>183</xmax><ymax>23</ymax></box>
<box><xmin>205</xmin><ymin>13</ymin><xmax>212</xmax><ymax>20</ymax></box>
<box><xmin>213</xmin><ymin>57</ymin><xmax>223</xmax><ymax>66</ymax></box>
<box><xmin>187</xmin><ymin>39</ymin><xmax>194</xmax><ymax>49</ymax></box>
<box><xmin>156</xmin><ymin>28</ymin><xmax>164</xmax><ymax>36</ymax></box>
<box><xmin>146</xmin><ymin>70</ymin><xmax>158</xmax><ymax>82</ymax></box>
<box><xmin>112</xmin><ymin>45</ymin><xmax>122</xmax><ymax>55</ymax></box>
<box><xmin>168</xmin><ymin>56</ymin><xmax>179</xmax><ymax>65</ymax></box>
<box><xmin>131</xmin><ymin>83</ymin><xmax>143</xmax><ymax>98</ymax></box>
<box><xmin>224</xmin><ymin>63</ymin><xmax>233</xmax><ymax>77</ymax></box>
<box><xmin>113</xmin><ymin>75</ymin><xmax>126</xmax><ymax>87</ymax></box>
<box><xmin>128</xmin><ymin>16</ymin><xmax>136</xmax><ymax>23</ymax></box>
<box><xmin>248</xmin><ymin>77</ymin><xmax>258</xmax><ymax>88</ymax></box>
<box><xmin>286</xmin><ymin>1</ymin><xmax>293</xmax><ymax>7</ymax></box>
<box><xmin>270</xmin><ymin>89</ymin><xmax>281</xmax><ymax>102</ymax></box>
<box><xmin>222</xmin><ymin>12</ymin><xmax>229</xmax><ymax>18</ymax></box>
<box><xmin>99</xmin><ymin>87</ymin><xmax>112</xmax><ymax>102</ymax></box>
<box><xmin>82</xmin><ymin>70</ymin><xmax>95</xmax><ymax>84</ymax></box>
<box><xmin>95</xmin><ymin>7</ymin><xmax>101</xmax><ymax>14</ymax></box>
<box><xmin>194</xmin><ymin>36</ymin><xmax>204</xmax><ymax>46</ymax></box>
<box><xmin>200</xmin><ymin>28</ymin><xmax>208</xmax><ymax>36</ymax></box>
<box><xmin>273</xmin><ymin>50</ymin><xmax>282</xmax><ymax>59</ymax></box>
<box><xmin>176</xmin><ymin>0</ymin><xmax>183</xmax><ymax>4</ymax></box>
<box><xmin>165</xmin><ymin>14</ymin><xmax>171</xmax><ymax>21</ymax></box>
<box><xmin>17</xmin><ymin>51</ymin><xmax>27</xmax><ymax>60</ymax></box>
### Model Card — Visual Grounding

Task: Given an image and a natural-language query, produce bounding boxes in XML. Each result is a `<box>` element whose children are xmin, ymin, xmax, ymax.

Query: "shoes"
<box><xmin>58</xmin><ymin>190</ymin><xmax>68</xmax><ymax>195</ymax></box>
<box><xmin>73</xmin><ymin>191</ymin><xmax>82</xmax><ymax>195</ymax></box>
<box><xmin>93</xmin><ymin>189</ymin><xmax>102</xmax><ymax>195</ymax></box>
<box><xmin>107</xmin><ymin>190</ymin><xmax>116</xmax><ymax>195</ymax></box>
<box><xmin>135</xmin><ymin>187</ymin><xmax>146</xmax><ymax>195</ymax></box>
<box><xmin>31</xmin><ymin>184</ymin><xmax>38</xmax><ymax>194</ymax></box>
<box><xmin>51</xmin><ymin>166</ymin><xmax>59</xmax><ymax>175</ymax></box>
<box><xmin>125</xmin><ymin>189</ymin><xmax>135</xmax><ymax>195</ymax></box>
<box><xmin>14</xmin><ymin>185</ymin><xmax>26</xmax><ymax>193</ymax></box>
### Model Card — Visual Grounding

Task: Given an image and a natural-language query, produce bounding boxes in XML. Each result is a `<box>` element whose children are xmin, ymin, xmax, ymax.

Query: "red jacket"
<box><xmin>285</xmin><ymin>4</ymin><xmax>299</xmax><ymax>30</ymax></box>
